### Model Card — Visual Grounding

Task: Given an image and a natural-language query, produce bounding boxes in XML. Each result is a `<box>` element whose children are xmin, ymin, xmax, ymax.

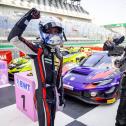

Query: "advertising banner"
<box><xmin>0</xmin><ymin>50</ymin><xmax>12</xmax><ymax>64</ymax></box>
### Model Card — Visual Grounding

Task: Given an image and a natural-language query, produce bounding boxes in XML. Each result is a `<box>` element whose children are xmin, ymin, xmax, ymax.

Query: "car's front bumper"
<box><xmin>64</xmin><ymin>85</ymin><xmax>119</xmax><ymax>104</ymax></box>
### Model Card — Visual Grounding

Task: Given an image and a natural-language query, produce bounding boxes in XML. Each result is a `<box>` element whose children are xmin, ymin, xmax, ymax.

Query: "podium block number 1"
<box><xmin>21</xmin><ymin>95</ymin><xmax>26</xmax><ymax>111</ymax></box>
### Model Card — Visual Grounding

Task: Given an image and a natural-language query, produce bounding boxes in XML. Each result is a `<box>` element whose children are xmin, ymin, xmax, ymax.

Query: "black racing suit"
<box><xmin>8</xmin><ymin>8</ymin><xmax>64</xmax><ymax>126</ymax></box>
<box><xmin>42</xmin><ymin>45</ymin><xmax>64</xmax><ymax>125</ymax></box>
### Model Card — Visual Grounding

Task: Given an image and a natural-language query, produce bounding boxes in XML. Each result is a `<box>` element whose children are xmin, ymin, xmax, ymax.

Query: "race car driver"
<box><xmin>8</xmin><ymin>8</ymin><xmax>65</xmax><ymax>126</ymax></box>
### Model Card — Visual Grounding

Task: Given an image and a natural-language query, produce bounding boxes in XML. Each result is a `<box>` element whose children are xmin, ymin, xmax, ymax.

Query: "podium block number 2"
<box><xmin>21</xmin><ymin>95</ymin><xmax>26</xmax><ymax>111</ymax></box>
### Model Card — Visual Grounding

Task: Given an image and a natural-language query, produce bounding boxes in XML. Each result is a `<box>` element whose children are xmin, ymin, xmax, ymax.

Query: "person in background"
<box><xmin>103</xmin><ymin>37</ymin><xmax>115</xmax><ymax>51</ymax></box>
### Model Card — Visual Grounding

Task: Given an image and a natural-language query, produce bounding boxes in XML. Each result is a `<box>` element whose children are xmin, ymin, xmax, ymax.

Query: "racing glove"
<box><xmin>8</xmin><ymin>8</ymin><xmax>40</xmax><ymax>41</ymax></box>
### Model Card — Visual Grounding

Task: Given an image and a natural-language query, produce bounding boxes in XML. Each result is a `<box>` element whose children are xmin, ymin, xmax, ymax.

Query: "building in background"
<box><xmin>0</xmin><ymin>0</ymin><xmax>114</xmax><ymax>50</ymax></box>
<box><xmin>104</xmin><ymin>23</ymin><xmax>126</xmax><ymax>36</ymax></box>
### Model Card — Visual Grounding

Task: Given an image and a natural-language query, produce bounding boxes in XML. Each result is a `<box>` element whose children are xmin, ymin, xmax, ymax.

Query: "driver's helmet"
<box><xmin>39</xmin><ymin>16</ymin><xmax>64</xmax><ymax>46</ymax></box>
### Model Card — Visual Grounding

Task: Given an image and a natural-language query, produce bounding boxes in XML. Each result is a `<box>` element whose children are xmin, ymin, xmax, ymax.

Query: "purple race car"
<box><xmin>63</xmin><ymin>51</ymin><xmax>124</xmax><ymax>104</ymax></box>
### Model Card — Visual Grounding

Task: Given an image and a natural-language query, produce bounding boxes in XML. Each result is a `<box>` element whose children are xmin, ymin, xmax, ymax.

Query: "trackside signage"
<box><xmin>0</xmin><ymin>55</ymin><xmax>6</xmax><ymax>60</ymax></box>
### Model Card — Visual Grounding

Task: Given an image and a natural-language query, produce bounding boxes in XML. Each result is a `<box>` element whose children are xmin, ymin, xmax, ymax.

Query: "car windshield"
<box><xmin>63</xmin><ymin>52</ymin><xmax>77</xmax><ymax>58</ymax></box>
<box><xmin>80</xmin><ymin>53</ymin><xmax>112</xmax><ymax>68</ymax></box>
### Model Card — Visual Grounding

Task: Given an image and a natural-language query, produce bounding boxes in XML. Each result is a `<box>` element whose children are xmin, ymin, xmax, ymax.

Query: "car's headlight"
<box><xmin>84</xmin><ymin>79</ymin><xmax>113</xmax><ymax>89</ymax></box>
<box><xmin>94</xmin><ymin>79</ymin><xmax>113</xmax><ymax>86</ymax></box>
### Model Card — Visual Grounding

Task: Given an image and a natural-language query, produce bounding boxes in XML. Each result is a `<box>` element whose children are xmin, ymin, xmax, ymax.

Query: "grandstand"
<box><xmin>0</xmin><ymin>0</ymin><xmax>91</xmax><ymax>20</ymax></box>
<box><xmin>0</xmin><ymin>0</ymin><xmax>115</xmax><ymax>50</ymax></box>
<box><xmin>104</xmin><ymin>23</ymin><xmax>126</xmax><ymax>36</ymax></box>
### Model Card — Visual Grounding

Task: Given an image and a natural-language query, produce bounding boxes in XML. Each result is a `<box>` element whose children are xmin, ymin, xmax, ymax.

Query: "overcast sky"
<box><xmin>81</xmin><ymin>0</ymin><xmax>126</xmax><ymax>25</ymax></box>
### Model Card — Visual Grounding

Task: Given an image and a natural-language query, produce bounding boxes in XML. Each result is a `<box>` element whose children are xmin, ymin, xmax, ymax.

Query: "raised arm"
<box><xmin>8</xmin><ymin>8</ymin><xmax>40</xmax><ymax>55</ymax></box>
